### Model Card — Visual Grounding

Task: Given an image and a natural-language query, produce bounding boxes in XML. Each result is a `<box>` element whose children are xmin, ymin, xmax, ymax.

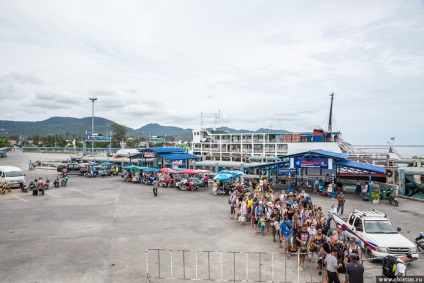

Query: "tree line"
<box><xmin>0</xmin><ymin>122</ymin><xmax>190</xmax><ymax>149</ymax></box>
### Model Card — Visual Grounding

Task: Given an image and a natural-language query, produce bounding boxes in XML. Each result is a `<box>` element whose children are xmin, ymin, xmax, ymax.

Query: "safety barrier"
<box><xmin>146</xmin><ymin>249</ymin><xmax>325</xmax><ymax>283</ymax></box>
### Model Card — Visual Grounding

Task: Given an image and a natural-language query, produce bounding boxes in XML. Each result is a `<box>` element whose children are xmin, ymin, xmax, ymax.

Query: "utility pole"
<box><xmin>89</xmin><ymin>97</ymin><xmax>98</xmax><ymax>155</ymax></box>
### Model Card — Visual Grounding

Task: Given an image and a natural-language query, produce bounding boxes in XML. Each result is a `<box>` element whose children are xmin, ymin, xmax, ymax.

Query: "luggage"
<box><xmin>33</xmin><ymin>189</ymin><xmax>38</xmax><ymax>196</ymax></box>
<box><xmin>382</xmin><ymin>255</ymin><xmax>398</xmax><ymax>278</ymax></box>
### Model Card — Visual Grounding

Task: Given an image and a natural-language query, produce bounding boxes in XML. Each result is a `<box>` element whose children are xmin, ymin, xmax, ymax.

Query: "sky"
<box><xmin>0</xmin><ymin>0</ymin><xmax>423</xmax><ymax>145</ymax></box>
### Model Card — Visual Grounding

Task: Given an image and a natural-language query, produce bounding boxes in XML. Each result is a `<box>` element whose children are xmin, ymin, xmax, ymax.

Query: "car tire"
<box><xmin>365</xmin><ymin>247</ymin><xmax>376</xmax><ymax>262</ymax></box>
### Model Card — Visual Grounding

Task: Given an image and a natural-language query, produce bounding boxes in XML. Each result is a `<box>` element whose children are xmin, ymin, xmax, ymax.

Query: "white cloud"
<box><xmin>0</xmin><ymin>0</ymin><xmax>423</xmax><ymax>144</ymax></box>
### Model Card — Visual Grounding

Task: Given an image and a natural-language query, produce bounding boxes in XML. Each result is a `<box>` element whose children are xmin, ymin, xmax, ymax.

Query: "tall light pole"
<box><xmin>89</xmin><ymin>97</ymin><xmax>98</xmax><ymax>155</ymax></box>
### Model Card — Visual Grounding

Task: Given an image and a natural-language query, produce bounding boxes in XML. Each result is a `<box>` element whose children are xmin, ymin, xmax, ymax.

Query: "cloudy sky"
<box><xmin>0</xmin><ymin>0</ymin><xmax>423</xmax><ymax>145</ymax></box>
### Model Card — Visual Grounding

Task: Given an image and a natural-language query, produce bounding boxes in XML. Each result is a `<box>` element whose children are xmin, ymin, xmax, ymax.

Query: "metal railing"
<box><xmin>146</xmin><ymin>249</ymin><xmax>325</xmax><ymax>283</ymax></box>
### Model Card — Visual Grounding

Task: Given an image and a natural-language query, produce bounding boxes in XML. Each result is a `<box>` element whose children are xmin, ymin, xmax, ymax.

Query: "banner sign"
<box><xmin>294</xmin><ymin>158</ymin><xmax>329</xmax><ymax>169</ymax></box>
<box><xmin>144</xmin><ymin>152</ymin><xmax>156</xmax><ymax>158</ymax></box>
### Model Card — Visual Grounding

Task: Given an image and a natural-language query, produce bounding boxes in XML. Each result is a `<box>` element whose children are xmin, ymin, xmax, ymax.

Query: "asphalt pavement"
<box><xmin>0</xmin><ymin>150</ymin><xmax>422</xmax><ymax>283</ymax></box>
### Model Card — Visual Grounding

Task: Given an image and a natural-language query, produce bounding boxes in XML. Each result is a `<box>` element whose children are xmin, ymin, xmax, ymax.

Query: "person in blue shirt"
<box><xmin>254</xmin><ymin>201</ymin><xmax>265</xmax><ymax>234</ymax></box>
<box><xmin>279</xmin><ymin>216</ymin><xmax>292</xmax><ymax>257</ymax></box>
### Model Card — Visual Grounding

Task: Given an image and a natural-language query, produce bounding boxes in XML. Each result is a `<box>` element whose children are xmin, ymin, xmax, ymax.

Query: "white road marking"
<box><xmin>45</xmin><ymin>192</ymin><xmax>62</xmax><ymax>198</ymax></box>
<box><xmin>13</xmin><ymin>195</ymin><xmax>29</xmax><ymax>202</ymax></box>
<box><xmin>68</xmin><ymin>188</ymin><xmax>90</xmax><ymax>195</ymax></box>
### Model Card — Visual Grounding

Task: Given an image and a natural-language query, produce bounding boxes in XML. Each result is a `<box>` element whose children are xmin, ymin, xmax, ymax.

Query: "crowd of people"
<box><xmin>228</xmin><ymin>182</ymin><xmax>364</xmax><ymax>283</ymax></box>
<box><xmin>227</xmin><ymin>178</ymin><xmax>413</xmax><ymax>282</ymax></box>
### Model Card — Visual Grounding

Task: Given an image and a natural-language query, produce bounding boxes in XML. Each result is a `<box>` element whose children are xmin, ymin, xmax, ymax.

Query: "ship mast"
<box><xmin>328</xmin><ymin>93</ymin><xmax>334</xmax><ymax>133</ymax></box>
<box><xmin>328</xmin><ymin>93</ymin><xmax>334</xmax><ymax>141</ymax></box>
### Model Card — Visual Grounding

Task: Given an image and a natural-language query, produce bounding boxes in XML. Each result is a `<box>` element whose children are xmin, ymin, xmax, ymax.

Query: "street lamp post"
<box><xmin>89</xmin><ymin>97</ymin><xmax>98</xmax><ymax>155</ymax></box>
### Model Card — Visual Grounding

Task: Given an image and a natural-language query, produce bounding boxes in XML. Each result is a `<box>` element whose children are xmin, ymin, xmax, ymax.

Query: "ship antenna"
<box><xmin>201</xmin><ymin>112</ymin><xmax>203</xmax><ymax>130</ymax></box>
<box><xmin>328</xmin><ymin>93</ymin><xmax>334</xmax><ymax>133</ymax></box>
<box><xmin>213</xmin><ymin>110</ymin><xmax>221</xmax><ymax>131</ymax></box>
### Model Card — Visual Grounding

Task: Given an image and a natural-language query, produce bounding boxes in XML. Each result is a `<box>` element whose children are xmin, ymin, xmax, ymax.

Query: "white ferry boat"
<box><xmin>191</xmin><ymin>128</ymin><xmax>351</xmax><ymax>162</ymax></box>
<box><xmin>192</xmin><ymin>94</ymin><xmax>354</xmax><ymax>162</ymax></box>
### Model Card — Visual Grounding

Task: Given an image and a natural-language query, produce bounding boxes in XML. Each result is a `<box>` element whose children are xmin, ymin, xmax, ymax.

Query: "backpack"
<box><xmin>382</xmin><ymin>255</ymin><xmax>400</xmax><ymax>278</ymax></box>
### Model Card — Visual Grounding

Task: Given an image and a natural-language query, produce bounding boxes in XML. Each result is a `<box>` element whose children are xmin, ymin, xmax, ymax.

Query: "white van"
<box><xmin>0</xmin><ymin>166</ymin><xmax>25</xmax><ymax>188</ymax></box>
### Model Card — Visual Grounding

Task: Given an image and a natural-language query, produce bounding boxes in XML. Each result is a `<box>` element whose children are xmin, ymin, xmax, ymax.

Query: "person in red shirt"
<box><xmin>203</xmin><ymin>175</ymin><xmax>209</xmax><ymax>189</ymax></box>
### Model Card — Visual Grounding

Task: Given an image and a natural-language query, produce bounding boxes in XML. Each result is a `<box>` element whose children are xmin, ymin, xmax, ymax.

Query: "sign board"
<box><xmin>293</xmin><ymin>158</ymin><xmax>329</xmax><ymax>169</ymax></box>
<box><xmin>144</xmin><ymin>152</ymin><xmax>156</xmax><ymax>158</ymax></box>
<box><xmin>149</xmin><ymin>137</ymin><xmax>165</xmax><ymax>142</ymax></box>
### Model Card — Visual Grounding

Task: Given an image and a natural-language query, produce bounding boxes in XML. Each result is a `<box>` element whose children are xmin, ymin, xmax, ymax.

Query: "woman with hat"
<box><xmin>264</xmin><ymin>201</ymin><xmax>273</xmax><ymax>233</ymax></box>
<box><xmin>239</xmin><ymin>196</ymin><xmax>248</xmax><ymax>225</ymax></box>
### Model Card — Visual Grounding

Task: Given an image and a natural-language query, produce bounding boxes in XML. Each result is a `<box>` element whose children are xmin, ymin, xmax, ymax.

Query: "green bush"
<box><xmin>371</xmin><ymin>191</ymin><xmax>380</xmax><ymax>200</ymax></box>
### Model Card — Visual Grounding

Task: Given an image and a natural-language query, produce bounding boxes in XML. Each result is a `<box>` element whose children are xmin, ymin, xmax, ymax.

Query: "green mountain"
<box><xmin>136</xmin><ymin>123</ymin><xmax>193</xmax><ymax>136</ymax></box>
<box><xmin>0</xmin><ymin>117</ymin><xmax>139</xmax><ymax>138</ymax></box>
<box><xmin>0</xmin><ymin>117</ymin><xmax>288</xmax><ymax>140</ymax></box>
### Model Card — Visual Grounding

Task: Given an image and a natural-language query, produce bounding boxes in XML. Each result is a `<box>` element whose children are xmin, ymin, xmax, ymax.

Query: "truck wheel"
<box><xmin>365</xmin><ymin>247</ymin><xmax>376</xmax><ymax>262</ymax></box>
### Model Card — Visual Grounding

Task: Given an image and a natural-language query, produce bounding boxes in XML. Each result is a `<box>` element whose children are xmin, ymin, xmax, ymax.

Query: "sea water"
<box><xmin>354</xmin><ymin>145</ymin><xmax>424</xmax><ymax>158</ymax></box>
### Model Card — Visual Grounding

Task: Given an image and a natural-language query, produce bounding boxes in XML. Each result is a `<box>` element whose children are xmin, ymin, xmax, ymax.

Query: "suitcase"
<box><xmin>33</xmin><ymin>189</ymin><xmax>38</xmax><ymax>196</ymax></box>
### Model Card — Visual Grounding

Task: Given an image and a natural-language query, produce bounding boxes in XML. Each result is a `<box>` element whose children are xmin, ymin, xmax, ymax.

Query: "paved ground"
<box><xmin>0</xmin><ymin>151</ymin><xmax>422</xmax><ymax>283</ymax></box>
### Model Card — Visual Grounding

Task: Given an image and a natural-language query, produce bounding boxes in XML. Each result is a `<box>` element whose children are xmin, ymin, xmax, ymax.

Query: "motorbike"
<box><xmin>61</xmin><ymin>175</ymin><xmax>69</xmax><ymax>187</ymax></box>
<box><xmin>216</xmin><ymin>183</ymin><xmax>231</xmax><ymax>195</ymax></box>
<box><xmin>416</xmin><ymin>232</ymin><xmax>424</xmax><ymax>251</ymax></box>
<box><xmin>54</xmin><ymin>176</ymin><xmax>60</xmax><ymax>188</ymax></box>
<box><xmin>122</xmin><ymin>173</ymin><xmax>132</xmax><ymax>182</ymax></box>
<box><xmin>177</xmin><ymin>180</ymin><xmax>198</xmax><ymax>191</ymax></box>
<box><xmin>387</xmin><ymin>191</ymin><xmax>399</xmax><ymax>206</ymax></box>
<box><xmin>21</xmin><ymin>183</ymin><xmax>28</xmax><ymax>193</ymax></box>
<box><xmin>44</xmin><ymin>178</ymin><xmax>50</xmax><ymax>190</ymax></box>
<box><xmin>143</xmin><ymin>176</ymin><xmax>154</xmax><ymax>185</ymax></box>
<box><xmin>160</xmin><ymin>178</ymin><xmax>174</xmax><ymax>187</ymax></box>
<box><xmin>131</xmin><ymin>175</ymin><xmax>140</xmax><ymax>183</ymax></box>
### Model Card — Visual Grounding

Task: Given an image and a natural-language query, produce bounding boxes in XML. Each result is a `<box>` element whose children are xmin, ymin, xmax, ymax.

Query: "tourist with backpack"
<box><xmin>382</xmin><ymin>253</ymin><xmax>413</xmax><ymax>279</ymax></box>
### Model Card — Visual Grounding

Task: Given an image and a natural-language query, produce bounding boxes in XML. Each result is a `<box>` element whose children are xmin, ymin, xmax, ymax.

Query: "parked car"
<box><xmin>0</xmin><ymin>150</ymin><xmax>7</xmax><ymax>158</ymax></box>
<box><xmin>56</xmin><ymin>163</ymin><xmax>81</xmax><ymax>175</ymax></box>
<box><xmin>332</xmin><ymin>209</ymin><xmax>418</xmax><ymax>260</ymax></box>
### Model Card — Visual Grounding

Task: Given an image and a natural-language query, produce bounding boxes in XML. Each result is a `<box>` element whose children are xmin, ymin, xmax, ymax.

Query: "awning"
<box><xmin>334</xmin><ymin>160</ymin><xmax>386</xmax><ymax>174</ymax></box>
<box><xmin>278</xmin><ymin>149</ymin><xmax>348</xmax><ymax>160</ymax></box>
<box><xmin>158</xmin><ymin>153</ymin><xmax>199</xmax><ymax>160</ymax></box>
<box><xmin>139</xmin><ymin>147</ymin><xmax>185</xmax><ymax>154</ymax></box>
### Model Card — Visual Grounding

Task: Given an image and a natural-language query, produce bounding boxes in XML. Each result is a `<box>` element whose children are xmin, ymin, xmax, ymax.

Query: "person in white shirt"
<box><xmin>326</xmin><ymin>204</ymin><xmax>337</xmax><ymax>229</ymax></box>
<box><xmin>395</xmin><ymin>253</ymin><xmax>413</xmax><ymax>278</ymax></box>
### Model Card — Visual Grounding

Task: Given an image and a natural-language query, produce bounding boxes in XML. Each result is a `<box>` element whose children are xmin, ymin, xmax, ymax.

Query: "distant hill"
<box><xmin>136</xmin><ymin>123</ymin><xmax>193</xmax><ymax>136</ymax></box>
<box><xmin>0</xmin><ymin>117</ymin><xmax>289</xmax><ymax>140</ymax></box>
<box><xmin>0</xmin><ymin>117</ymin><xmax>139</xmax><ymax>138</ymax></box>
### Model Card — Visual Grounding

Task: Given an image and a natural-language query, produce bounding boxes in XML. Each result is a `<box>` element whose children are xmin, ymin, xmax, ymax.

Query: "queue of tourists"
<box><xmin>228</xmin><ymin>185</ymin><xmax>365</xmax><ymax>283</ymax></box>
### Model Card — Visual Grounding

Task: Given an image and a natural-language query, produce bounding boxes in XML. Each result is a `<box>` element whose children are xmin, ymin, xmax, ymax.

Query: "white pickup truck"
<box><xmin>332</xmin><ymin>209</ymin><xmax>418</xmax><ymax>260</ymax></box>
